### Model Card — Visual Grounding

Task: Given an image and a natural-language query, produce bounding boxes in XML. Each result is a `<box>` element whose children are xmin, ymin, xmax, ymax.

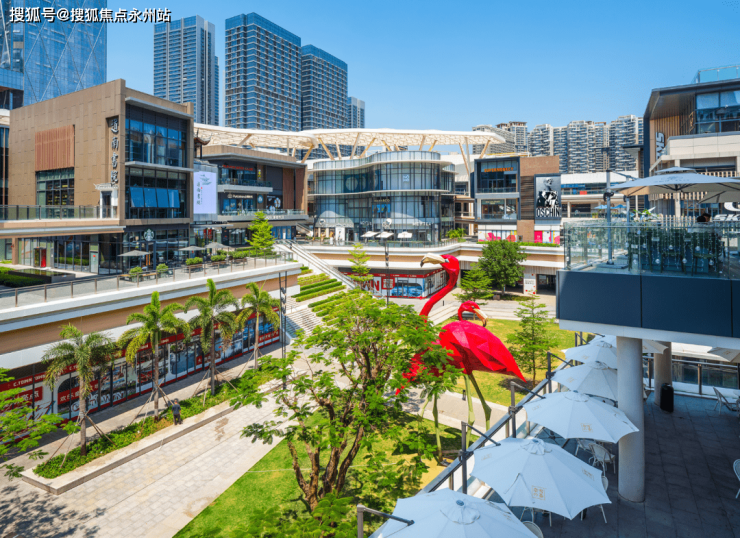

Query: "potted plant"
<box><xmin>156</xmin><ymin>263</ymin><xmax>169</xmax><ymax>276</ymax></box>
<box><xmin>129</xmin><ymin>266</ymin><xmax>143</xmax><ymax>282</ymax></box>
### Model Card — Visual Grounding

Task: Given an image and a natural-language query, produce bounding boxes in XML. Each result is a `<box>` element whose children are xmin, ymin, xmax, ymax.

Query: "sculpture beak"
<box><xmin>473</xmin><ymin>308</ymin><xmax>488</xmax><ymax>327</ymax></box>
<box><xmin>420</xmin><ymin>253</ymin><xmax>446</xmax><ymax>267</ymax></box>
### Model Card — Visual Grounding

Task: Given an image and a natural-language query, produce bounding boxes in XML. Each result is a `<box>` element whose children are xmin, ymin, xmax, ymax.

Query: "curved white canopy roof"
<box><xmin>193</xmin><ymin>125</ymin><xmax>506</xmax><ymax>157</ymax></box>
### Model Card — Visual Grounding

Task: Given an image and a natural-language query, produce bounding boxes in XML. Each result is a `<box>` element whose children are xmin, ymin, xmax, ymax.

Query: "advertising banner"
<box><xmin>194</xmin><ymin>171</ymin><xmax>218</xmax><ymax>214</ymax></box>
<box><xmin>535</xmin><ymin>175</ymin><xmax>562</xmax><ymax>220</ymax></box>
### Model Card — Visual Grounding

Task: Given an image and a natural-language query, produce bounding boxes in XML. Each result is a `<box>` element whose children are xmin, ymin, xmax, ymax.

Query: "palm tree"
<box><xmin>236</xmin><ymin>282</ymin><xmax>280</xmax><ymax>370</ymax></box>
<box><xmin>42</xmin><ymin>325</ymin><xmax>116</xmax><ymax>456</ymax></box>
<box><xmin>118</xmin><ymin>291</ymin><xmax>189</xmax><ymax>416</ymax></box>
<box><xmin>184</xmin><ymin>279</ymin><xmax>238</xmax><ymax>395</ymax></box>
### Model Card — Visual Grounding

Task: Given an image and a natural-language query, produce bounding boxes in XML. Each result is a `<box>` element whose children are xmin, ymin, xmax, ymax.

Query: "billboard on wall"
<box><xmin>194</xmin><ymin>171</ymin><xmax>217</xmax><ymax>214</ymax></box>
<box><xmin>534</xmin><ymin>175</ymin><xmax>562</xmax><ymax>219</ymax></box>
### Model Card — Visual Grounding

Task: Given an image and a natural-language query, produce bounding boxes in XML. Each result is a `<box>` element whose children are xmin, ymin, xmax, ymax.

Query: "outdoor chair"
<box><xmin>575</xmin><ymin>438</ymin><xmax>593</xmax><ymax>458</ymax></box>
<box><xmin>522</xmin><ymin>521</ymin><xmax>544</xmax><ymax>538</ymax></box>
<box><xmin>581</xmin><ymin>475</ymin><xmax>609</xmax><ymax>523</ymax></box>
<box><xmin>713</xmin><ymin>388</ymin><xmax>739</xmax><ymax>416</ymax></box>
<box><xmin>734</xmin><ymin>460</ymin><xmax>740</xmax><ymax>499</ymax></box>
<box><xmin>520</xmin><ymin>506</ymin><xmax>551</xmax><ymax>527</ymax></box>
<box><xmin>588</xmin><ymin>442</ymin><xmax>617</xmax><ymax>475</ymax></box>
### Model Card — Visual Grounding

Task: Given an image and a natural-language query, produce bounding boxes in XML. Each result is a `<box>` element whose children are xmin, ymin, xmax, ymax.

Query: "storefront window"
<box><xmin>36</xmin><ymin>168</ymin><xmax>74</xmax><ymax>206</ymax></box>
<box><xmin>125</xmin><ymin>105</ymin><xmax>187</xmax><ymax>167</ymax></box>
<box><xmin>125</xmin><ymin>168</ymin><xmax>188</xmax><ymax>219</ymax></box>
<box><xmin>477</xmin><ymin>159</ymin><xmax>518</xmax><ymax>194</ymax></box>
<box><xmin>480</xmin><ymin>199</ymin><xmax>518</xmax><ymax>220</ymax></box>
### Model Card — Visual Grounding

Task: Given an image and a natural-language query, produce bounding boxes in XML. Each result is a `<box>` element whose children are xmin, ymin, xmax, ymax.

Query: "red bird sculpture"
<box><xmin>406</xmin><ymin>254</ymin><xmax>524</xmax><ymax>449</ymax></box>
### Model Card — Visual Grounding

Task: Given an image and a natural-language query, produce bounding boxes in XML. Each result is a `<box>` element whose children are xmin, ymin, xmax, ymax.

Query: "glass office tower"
<box><xmin>0</xmin><ymin>0</ymin><xmax>106</xmax><ymax>107</ymax></box>
<box><xmin>224</xmin><ymin>13</ymin><xmax>301</xmax><ymax>131</ymax></box>
<box><xmin>154</xmin><ymin>15</ymin><xmax>218</xmax><ymax>125</ymax></box>
<box><xmin>348</xmin><ymin>96</ymin><xmax>365</xmax><ymax>128</ymax></box>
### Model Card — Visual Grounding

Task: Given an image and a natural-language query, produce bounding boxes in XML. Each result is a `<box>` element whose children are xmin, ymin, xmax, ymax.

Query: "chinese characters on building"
<box><xmin>8</xmin><ymin>7</ymin><xmax>171</xmax><ymax>23</ymax></box>
<box><xmin>110</xmin><ymin>118</ymin><xmax>119</xmax><ymax>184</ymax></box>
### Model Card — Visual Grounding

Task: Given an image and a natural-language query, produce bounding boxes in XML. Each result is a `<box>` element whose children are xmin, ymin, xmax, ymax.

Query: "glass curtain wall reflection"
<box><xmin>312</xmin><ymin>152</ymin><xmax>455</xmax><ymax>242</ymax></box>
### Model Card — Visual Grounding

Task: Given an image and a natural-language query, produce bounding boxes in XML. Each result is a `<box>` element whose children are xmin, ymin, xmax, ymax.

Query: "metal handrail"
<box><xmin>0</xmin><ymin>253</ymin><xmax>296</xmax><ymax>310</ymax></box>
<box><xmin>643</xmin><ymin>355</ymin><xmax>740</xmax><ymax>396</ymax></box>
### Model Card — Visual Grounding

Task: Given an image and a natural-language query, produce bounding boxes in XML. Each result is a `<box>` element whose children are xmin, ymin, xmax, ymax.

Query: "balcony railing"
<box><xmin>0</xmin><ymin>253</ymin><xmax>295</xmax><ymax>311</ymax></box>
<box><xmin>0</xmin><ymin>205</ymin><xmax>117</xmax><ymax>221</ymax></box>
<box><xmin>562</xmin><ymin>220</ymin><xmax>740</xmax><ymax>278</ymax></box>
<box><xmin>218</xmin><ymin>209</ymin><xmax>307</xmax><ymax>219</ymax></box>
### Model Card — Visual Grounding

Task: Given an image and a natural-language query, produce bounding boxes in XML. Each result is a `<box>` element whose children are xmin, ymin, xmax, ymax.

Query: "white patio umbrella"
<box><xmin>471</xmin><ymin>438</ymin><xmax>609</xmax><ymax>519</ymax></box>
<box><xmin>699</xmin><ymin>191</ymin><xmax>740</xmax><ymax>204</ymax></box>
<box><xmin>566</xmin><ymin>341</ymin><xmax>618</xmax><ymax>369</ymax></box>
<box><xmin>552</xmin><ymin>361</ymin><xmax>618</xmax><ymax>400</ymax></box>
<box><xmin>523</xmin><ymin>391</ymin><xmax>638</xmax><ymax>443</ymax></box>
<box><xmin>707</xmin><ymin>347</ymin><xmax>740</xmax><ymax>363</ymax></box>
<box><xmin>376</xmin><ymin>489</ymin><xmax>534</xmax><ymax>537</ymax></box>
<box><xmin>397</xmin><ymin>231</ymin><xmax>413</xmax><ymax>239</ymax></box>
<box><xmin>362</xmin><ymin>231</ymin><xmax>379</xmax><ymax>238</ymax></box>
<box><xmin>589</xmin><ymin>335</ymin><xmax>667</xmax><ymax>355</ymax></box>
<box><xmin>613</xmin><ymin>170</ymin><xmax>740</xmax><ymax>197</ymax></box>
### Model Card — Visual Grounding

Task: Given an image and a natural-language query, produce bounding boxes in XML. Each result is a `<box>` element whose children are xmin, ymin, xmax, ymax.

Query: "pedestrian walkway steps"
<box><xmin>277</xmin><ymin>241</ymin><xmax>356</xmax><ymax>290</ymax></box>
<box><xmin>285</xmin><ymin>306</ymin><xmax>323</xmax><ymax>337</ymax></box>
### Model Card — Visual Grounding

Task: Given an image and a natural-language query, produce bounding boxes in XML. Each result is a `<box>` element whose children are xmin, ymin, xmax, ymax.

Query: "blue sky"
<box><xmin>108</xmin><ymin>0</ymin><xmax>740</xmax><ymax>130</ymax></box>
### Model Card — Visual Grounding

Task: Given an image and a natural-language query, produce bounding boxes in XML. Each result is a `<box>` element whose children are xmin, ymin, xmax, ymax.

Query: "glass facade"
<box><xmin>36</xmin><ymin>168</ymin><xmax>74</xmax><ymax>206</ymax></box>
<box><xmin>477</xmin><ymin>159</ymin><xmax>518</xmax><ymax>193</ymax></box>
<box><xmin>125</xmin><ymin>105</ymin><xmax>188</xmax><ymax>167</ymax></box>
<box><xmin>224</xmin><ymin>13</ymin><xmax>301</xmax><ymax>130</ymax></box>
<box><xmin>480</xmin><ymin>199</ymin><xmax>518</xmax><ymax>220</ymax></box>
<box><xmin>0</xmin><ymin>0</ymin><xmax>106</xmax><ymax>106</ymax></box>
<box><xmin>17</xmin><ymin>234</ymin><xmax>122</xmax><ymax>274</ymax></box>
<box><xmin>154</xmin><ymin>16</ymin><xmax>218</xmax><ymax>125</ymax></box>
<box><xmin>0</xmin><ymin>126</ymin><xmax>8</xmax><ymax>205</ymax></box>
<box><xmin>312</xmin><ymin>152</ymin><xmax>455</xmax><ymax>242</ymax></box>
<box><xmin>122</xmin><ymin>229</ymin><xmax>190</xmax><ymax>270</ymax></box>
<box><xmin>695</xmin><ymin>91</ymin><xmax>740</xmax><ymax>134</ymax></box>
<box><xmin>219</xmin><ymin>163</ymin><xmax>263</xmax><ymax>185</ymax></box>
<box><xmin>124</xmin><ymin>167</ymin><xmax>189</xmax><ymax>220</ymax></box>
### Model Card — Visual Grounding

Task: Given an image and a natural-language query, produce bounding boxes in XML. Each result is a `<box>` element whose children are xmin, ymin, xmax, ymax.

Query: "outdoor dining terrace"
<box><xmin>368</xmin><ymin>340</ymin><xmax>740</xmax><ymax>538</ymax></box>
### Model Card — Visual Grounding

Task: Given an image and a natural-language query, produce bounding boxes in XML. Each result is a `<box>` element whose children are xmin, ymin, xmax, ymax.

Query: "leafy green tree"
<box><xmin>185</xmin><ymin>279</ymin><xmax>238</xmax><ymax>395</ymax></box>
<box><xmin>248</xmin><ymin>211</ymin><xmax>275</xmax><ymax>256</ymax></box>
<box><xmin>233</xmin><ymin>293</ymin><xmax>455</xmax><ymax>512</ymax></box>
<box><xmin>0</xmin><ymin>369</ymin><xmax>61</xmax><ymax>479</ymax></box>
<box><xmin>43</xmin><ymin>326</ymin><xmax>116</xmax><ymax>456</ymax></box>
<box><xmin>236</xmin><ymin>282</ymin><xmax>280</xmax><ymax>370</ymax></box>
<box><xmin>118</xmin><ymin>292</ymin><xmax>190</xmax><ymax>416</ymax></box>
<box><xmin>348</xmin><ymin>242</ymin><xmax>373</xmax><ymax>287</ymax></box>
<box><xmin>454</xmin><ymin>262</ymin><xmax>492</xmax><ymax>304</ymax></box>
<box><xmin>478</xmin><ymin>240</ymin><xmax>527</xmax><ymax>294</ymax></box>
<box><xmin>508</xmin><ymin>295</ymin><xmax>556</xmax><ymax>384</ymax></box>
<box><xmin>447</xmin><ymin>228</ymin><xmax>465</xmax><ymax>241</ymax></box>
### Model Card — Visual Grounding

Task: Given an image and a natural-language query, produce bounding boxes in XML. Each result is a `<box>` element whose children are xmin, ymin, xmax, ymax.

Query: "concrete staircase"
<box><xmin>285</xmin><ymin>306</ymin><xmax>323</xmax><ymax>338</ymax></box>
<box><xmin>276</xmin><ymin>241</ymin><xmax>356</xmax><ymax>290</ymax></box>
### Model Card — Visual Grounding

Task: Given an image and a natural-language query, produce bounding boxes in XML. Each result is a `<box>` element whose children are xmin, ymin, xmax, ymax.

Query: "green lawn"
<box><xmin>174</xmin><ymin>415</ymin><xmax>468</xmax><ymax>537</ymax></box>
<box><xmin>445</xmin><ymin>318</ymin><xmax>588</xmax><ymax>406</ymax></box>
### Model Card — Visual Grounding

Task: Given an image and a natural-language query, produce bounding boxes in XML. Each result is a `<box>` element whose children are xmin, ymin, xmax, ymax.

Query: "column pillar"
<box><xmin>567</xmin><ymin>202</ymin><xmax>572</xmax><ymax>218</ymax></box>
<box><xmin>653</xmin><ymin>342</ymin><xmax>672</xmax><ymax>407</ymax></box>
<box><xmin>617</xmin><ymin>336</ymin><xmax>645</xmax><ymax>503</ymax></box>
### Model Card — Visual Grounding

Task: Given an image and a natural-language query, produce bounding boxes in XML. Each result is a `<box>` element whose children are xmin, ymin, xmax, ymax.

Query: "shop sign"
<box><xmin>223</xmin><ymin>164</ymin><xmax>255</xmax><ymax>172</ymax></box>
<box><xmin>523</xmin><ymin>271</ymin><xmax>537</xmax><ymax>295</ymax></box>
<box><xmin>483</xmin><ymin>167</ymin><xmax>513</xmax><ymax>173</ymax></box>
<box><xmin>227</xmin><ymin>193</ymin><xmax>253</xmax><ymax>199</ymax></box>
<box><xmin>144</xmin><ymin>229</ymin><xmax>155</xmax><ymax>241</ymax></box>
<box><xmin>535</xmin><ymin>176</ymin><xmax>562</xmax><ymax>219</ymax></box>
<box><xmin>257</xmin><ymin>195</ymin><xmax>264</xmax><ymax>204</ymax></box>
<box><xmin>194</xmin><ymin>171</ymin><xmax>218</xmax><ymax>214</ymax></box>
<box><xmin>95</xmin><ymin>183</ymin><xmax>114</xmax><ymax>191</ymax></box>
<box><xmin>655</xmin><ymin>133</ymin><xmax>665</xmax><ymax>159</ymax></box>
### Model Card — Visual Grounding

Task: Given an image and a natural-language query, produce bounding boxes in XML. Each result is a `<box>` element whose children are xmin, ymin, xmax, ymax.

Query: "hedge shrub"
<box><xmin>292</xmin><ymin>281</ymin><xmax>341</xmax><ymax>298</ymax></box>
<box><xmin>211</xmin><ymin>255</ymin><xmax>227</xmax><ymax>262</ymax></box>
<box><xmin>298</xmin><ymin>273</ymin><xmax>328</xmax><ymax>286</ymax></box>
<box><xmin>0</xmin><ymin>274</ymin><xmax>45</xmax><ymax>288</ymax></box>
<box><xmin>186</xmin><ymin>257</ymin><xmax>203</xmax><ymax>266</ymax></box>
<box><xmin>299</xmin><ymin>278</ymin><xmax>337</xmax><ymax>292</ymax></box>
<box><xmin>294</xmin><ymin>284</ymin><xmax>344</xmax><ymax>302</ymax></box>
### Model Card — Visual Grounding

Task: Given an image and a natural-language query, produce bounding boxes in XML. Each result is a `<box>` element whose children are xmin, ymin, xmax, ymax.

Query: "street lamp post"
<box><xmin>379</xmin><ymin>219</ymin><xmax>393</xmax><ymax>307</ymax></box>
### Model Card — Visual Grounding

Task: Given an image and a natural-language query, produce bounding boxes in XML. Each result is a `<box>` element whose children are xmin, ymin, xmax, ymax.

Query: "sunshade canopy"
<box><xmin>118</xmin><ymin>250</ymin><xmax>150</xmax><ymax>257</ymax></box>
<box><xmin>613</xmin><ymin>171</ymin><xmax>740</xmax><ymax>197</ymax></box>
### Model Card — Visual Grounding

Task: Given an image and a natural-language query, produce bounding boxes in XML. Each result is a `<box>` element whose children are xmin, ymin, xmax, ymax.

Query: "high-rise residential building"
<box><xmin>0</xmin><ymin>0</ymin><xmax>107</xmax><ymax>108</ymax></box>
<box><xmin>348</xmin><ymin>96</ymin><xmax>365</xmax><ymax>128</ymax></box>
<box><xmin>496</xmin><ymin>121</ymin><xmax>528</xmax><ymax>153</ymax></box>
<box><xmin>154</xmin><ymin>16</ymin><xmax>219</xmax><ymax>126</ymax></box>
<box><xmin>553</xmin><ymin>126</ymin><xmax>568</xmax><ymax>173</ymax></box>
<box><xmin>472</xmin><ymin>124</ymin><xmax>516</xmax><ymax>155</ymax></box>
<box><xmin>224</xmin><ymin>13</ymin><xmax>302</xmax><ymax>131</ymax></box>
<box><xmin>564</xmin><ymin>121</ymin><xmax>608</xmax><ymax>174</ymax></box>
<box><xmin>608</xmin><ymin>115</ymin><xmax>643</xmax><ymax>171</ymax></box>
<box><xmin>528</xmin><ymin>124</ymin><xmax>554</xmax><ymax>158</ymax></box>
